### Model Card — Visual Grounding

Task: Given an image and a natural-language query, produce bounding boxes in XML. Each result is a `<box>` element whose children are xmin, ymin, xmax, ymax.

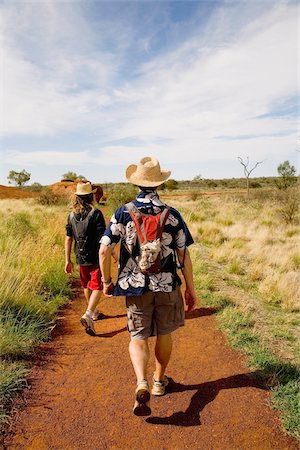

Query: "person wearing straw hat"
<box><xmin>65</xmin><ymin>181</ymin><xmax>107</xmax><ymax>336</ymax></box>
<box><xmin>99</xmin><ymin>157</ymin><xmax>197</xmax><ymax>416</ymax></box>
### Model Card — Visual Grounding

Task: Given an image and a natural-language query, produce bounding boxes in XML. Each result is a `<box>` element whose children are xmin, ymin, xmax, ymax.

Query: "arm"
<box><xmin>64</xmin><ymin>236</ymin><xmax>74</xmax><ymax>273</ymax></box>
<box><xmin>177</xmin><ymin>247</ymin><xmax>197</xmax><ymax>311</ymax></box>
<box><xmin>99</xmin><ymin>243</ymin><xmax>114</xmax><ymax>297</ymax></box>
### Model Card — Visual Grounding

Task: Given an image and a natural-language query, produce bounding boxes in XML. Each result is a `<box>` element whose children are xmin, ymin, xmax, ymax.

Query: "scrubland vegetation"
<box><xmin>0</xmin><ymin>199</ymin><xmax>71</xmax><ymax>429</ymax></box>
<box><xmin>1</xmin><ymin>179</ymin><xmax>299</xmax><ymax>440</ymax></box>
<box><xmin>168</xmin><ymin>187</ymin><xmax>300</xmax><ymax>439</ymax></box>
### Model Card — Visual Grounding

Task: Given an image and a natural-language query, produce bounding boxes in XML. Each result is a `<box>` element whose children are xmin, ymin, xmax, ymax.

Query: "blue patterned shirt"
<box><xmin>100</xmin><ymin>190</ymin><xmax>194</xmax><ymax>296</ymax></box>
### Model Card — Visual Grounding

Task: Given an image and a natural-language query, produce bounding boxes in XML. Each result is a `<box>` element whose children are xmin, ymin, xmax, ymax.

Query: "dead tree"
<box><xmin>237</xmin><ymin>157</ymin><xmax>264</xmax><ymax>199</ymax></box>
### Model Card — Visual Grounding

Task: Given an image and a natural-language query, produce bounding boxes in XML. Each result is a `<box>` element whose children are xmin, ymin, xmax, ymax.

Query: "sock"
<box><xmin>85</xmin><ymin>309</ymin><xmax>93</xmax><ymax>318</ymax></box>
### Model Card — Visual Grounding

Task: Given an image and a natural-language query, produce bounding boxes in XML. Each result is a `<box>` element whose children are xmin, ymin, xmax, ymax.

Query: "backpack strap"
<box><xmin>126</xmin><ymin>202</ymin><xmax>169</xmax><ymax>244</ymax></box>
<box><xmin>126</xmin><ymin>202</ymin><xmax>147</xmax><ymax>244</ymax></box>
<box><xmin>156</xmin><ymin>208</ymin><xmax>170</xmax><ymax>240</ymax></box>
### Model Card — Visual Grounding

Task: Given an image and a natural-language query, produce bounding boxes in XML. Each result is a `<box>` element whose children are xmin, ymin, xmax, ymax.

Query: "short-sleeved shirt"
<box><xmin>100</xmin><ymin>190</ymin><xmax>194</xmax><ymax>296</ymax></box>
<box><xmin>66</xmin><ymin>208</ymin><xmax>106</xmax><ymax>266</ymax></box>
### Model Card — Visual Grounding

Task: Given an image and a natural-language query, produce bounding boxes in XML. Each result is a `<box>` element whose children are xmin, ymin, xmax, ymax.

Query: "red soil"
<box><xmin>4</xmin><ymin>280</ymin><xmax>299</xmax><ymax>449</ymax></box>
<box><xmin>50</xmin><ymin>181</ymin><xmax>104</xmax><ymax>200</ymax></box>
<box><xmin>0</xmin><ymin>185</ymin><xmax>37</xmax><ymax>199</ymax></box>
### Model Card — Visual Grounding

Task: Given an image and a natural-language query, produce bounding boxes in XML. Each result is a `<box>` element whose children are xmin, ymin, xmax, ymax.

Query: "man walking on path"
<box><xmin>65</xmin><ymin>182</ymin><xmax>106</xmax><ymax>336</ymax></box>
<box><xmin>99</xmin><ymin>156</ymin><xmax>197</xmax><ymax>416</ymax></box>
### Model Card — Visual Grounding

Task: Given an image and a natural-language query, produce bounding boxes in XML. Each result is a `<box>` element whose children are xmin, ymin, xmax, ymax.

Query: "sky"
<box><xmin>0</xmin><ymin>0</ymin><xmax>298</xmax><ymax>186</ymax></box>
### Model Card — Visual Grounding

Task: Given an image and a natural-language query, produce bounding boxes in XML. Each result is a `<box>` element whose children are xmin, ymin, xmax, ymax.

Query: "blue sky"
<box><xmin>1</xmin><ymin>0</ymin><xmax>298</xmax><ymax>186</ymax></box>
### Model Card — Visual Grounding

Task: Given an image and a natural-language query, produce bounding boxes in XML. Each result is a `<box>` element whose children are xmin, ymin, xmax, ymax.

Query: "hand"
<box><xmin>185</xmin><ymin>289</ymin><xmax>196</xmax><ymax>312</ymax></box>
<box><xmin>65</xmin><ymin>261</ymin><xmax>74</xmax><ymax>274</ymax></box>
<box><xmin>103</xmin><ymin>282</ymin><xmax>114</xmax><ymax>297</ymax></box>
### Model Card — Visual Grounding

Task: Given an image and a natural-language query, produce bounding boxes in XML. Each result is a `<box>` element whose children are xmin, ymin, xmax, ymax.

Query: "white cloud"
<box><xmin>3</xmin><ymin>150</ymin><xmax>94</xmax><ymax>166</ymax></box>
<box><xmin>1</xmin><ymin>0</ymin><xmax>297</xmax><ymax>176</ymax></box>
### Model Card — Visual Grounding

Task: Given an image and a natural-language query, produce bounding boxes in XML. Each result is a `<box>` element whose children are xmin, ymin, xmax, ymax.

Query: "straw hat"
<box><xmin>75</xmin><ymin>182</ymin><xmax>97</xmax><ymax>196</ymax></box>
<box><xmin>126</xmin><ymin>157</ymin><xmax>171</xmax><ymax>187</ymax></box>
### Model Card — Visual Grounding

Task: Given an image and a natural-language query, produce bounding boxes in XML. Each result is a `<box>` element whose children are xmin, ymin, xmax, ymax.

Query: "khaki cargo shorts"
<box><xmin>126</xmin><ymin>286</ymin><xmax>185</xmax><ymax>340</ymax></box>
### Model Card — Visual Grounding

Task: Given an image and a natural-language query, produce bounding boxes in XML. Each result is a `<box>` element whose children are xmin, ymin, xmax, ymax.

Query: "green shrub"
<box><xmin>37</xmin><ymin>188</ymin><xmax>60</xmax><ymax>206</ymax></box>
<box><xmin>276</xmin><ymin>189</ymin><xmax>300</xmax><ymax>224</ymax></box>
<box><xmin>163</xmin><ymin>179</ymin><xmax>178</xmax><ymax>190</ymax></box>
<box><xmin>26</xmin><ymin>182</ymin><xmax>43</xmax><ymax>192</ymax></box>
<box><xmin>190</xmin><ymin>190</ymin><xmax>199</xmax><ymax>201</ymax></box>
<box><xmin>106</xmin><ymin>184</ymin><xmax>138</xmax><ymax>213</ymax></box>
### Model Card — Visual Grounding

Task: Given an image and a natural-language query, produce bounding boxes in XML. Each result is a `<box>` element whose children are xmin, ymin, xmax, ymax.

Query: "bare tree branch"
<box><xmin>237</xmin><ymin>157</ymin><xmax>264</xmax><ymax>199</ymax></box>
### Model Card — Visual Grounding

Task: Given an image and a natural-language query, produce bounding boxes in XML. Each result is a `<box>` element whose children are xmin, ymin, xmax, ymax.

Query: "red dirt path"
<box><xmin>4</xmin><ymin>284</ymin><xmax>299</xmax><ymax>450</ymax></box>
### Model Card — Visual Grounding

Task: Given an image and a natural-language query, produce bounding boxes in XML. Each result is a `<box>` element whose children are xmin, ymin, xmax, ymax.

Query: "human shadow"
<box><xmin>146</xmin><ymin>372</ymin><xmax>268</xmax><ymax>427</ymax></box>
<box><xmin>97</xmin><ymin>313</ymin><xmax>127</xmax><ymax>320</ymax></box>
<box><xmin>185</xmin><ymin>307</ymin><xmax>217</xmax><ymax>320</ymax></box>
<box><xmin>95</xmin><ymin>326</ymin><xmax>127</xmax><ymax>338</ymax></box>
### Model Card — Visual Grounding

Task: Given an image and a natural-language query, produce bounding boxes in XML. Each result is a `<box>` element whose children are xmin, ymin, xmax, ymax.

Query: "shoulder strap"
<box><xmin>156</xmin><ymin>207</ymin><xmax>169</xmax><ymax>239</ymax></box>
<box><xmin>126</xmin><ymin>202</ymin><xmax>146</xmax><ymax>243</ymax></box>
<box><xmin>126</xmin><ymin>202</ymin><xmax>169</xmax><ymax>244</ymax></box>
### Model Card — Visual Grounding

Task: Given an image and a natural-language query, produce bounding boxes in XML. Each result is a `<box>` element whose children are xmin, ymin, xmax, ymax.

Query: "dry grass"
<box><xmin>170</xmin><ymin>193</ymin><xmax>300</xmax><ymax>312</ymax></box>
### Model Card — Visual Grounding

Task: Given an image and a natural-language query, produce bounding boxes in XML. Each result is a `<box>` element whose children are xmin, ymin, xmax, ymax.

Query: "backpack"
<box><xmin>126</xmin><ymin>202</ymin><xmax>170</xmax><ymax>274</ymax></box>
<box><xmin>69</xmin><ymin>208</ymin><xmax>96</xmax><ymax>265</ymax></box>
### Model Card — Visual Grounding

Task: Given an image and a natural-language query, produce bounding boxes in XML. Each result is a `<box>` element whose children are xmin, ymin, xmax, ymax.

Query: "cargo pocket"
<box><xmin>127</xmin><ymin>311</ymin><xmax>136</xmax><ymax>332</ymax></box>
<box><xmin>173</xmin><ymin>288</ymin><xmax>184</xmax><ymax>325</ymax></box>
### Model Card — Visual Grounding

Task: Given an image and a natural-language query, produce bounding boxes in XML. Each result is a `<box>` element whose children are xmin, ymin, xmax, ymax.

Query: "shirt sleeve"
<box><xmin>65</xmin><ymin>214</ymin><xmax>73</xmax><ymax>237</ymax></box>
<box><xmin>94</xmin><ymin>210</ymin><xmax>106</xmax><ymax>242</ymax></box>
<box><xmin>174</xmin><ymin>212</ymin><xmax>194</xmax><ymax>249</ymax></box>
<box><xmin>100</xmin><ymin>206</ymin><xmax>126</xmax><ymax>247</ymax></box>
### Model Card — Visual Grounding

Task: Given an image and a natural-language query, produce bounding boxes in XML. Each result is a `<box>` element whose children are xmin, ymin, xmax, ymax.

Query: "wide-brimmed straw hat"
<box><xmin>126</xmin><ymin>157</ymin><xmax>171</xmax><ymax>187</ymax></box>
<box><xmin>75</xmin><ymin>182</ymin><xmax>97</xmax><ymax>196</ymax></box>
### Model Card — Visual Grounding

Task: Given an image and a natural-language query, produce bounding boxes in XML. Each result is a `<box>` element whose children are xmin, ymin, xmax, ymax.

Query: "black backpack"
<box><xmin>69</xmin><ymin>209</ymin><xmax>97</xmax><ymax>265</ymax></box>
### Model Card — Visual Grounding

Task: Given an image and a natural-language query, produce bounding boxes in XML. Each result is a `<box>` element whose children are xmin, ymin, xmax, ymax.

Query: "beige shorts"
<box><xmin>126</xmin><ymin>286</ymin><xmax>185</xmax><ymax>340</ymax></box>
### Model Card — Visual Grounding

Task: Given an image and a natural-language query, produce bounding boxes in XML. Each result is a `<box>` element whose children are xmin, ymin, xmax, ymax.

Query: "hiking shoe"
<box><xmin>133</xmin><ymin>380</ymin><xmax>151</xmax><ymax>416</ymax></box>
<box><xmin>80</xmin><ymin>313</ymin><xmax>96</xmax><ymax>336</ymax></box>
<box><xmin>151</xmin><ymin>375</ymin><xmax>169</xmax><ymax>396</ymax></box>
<box><xmin>92</xmin><ymin>310</ymin><xmax>105</xmax><ymax>321</ymax></box>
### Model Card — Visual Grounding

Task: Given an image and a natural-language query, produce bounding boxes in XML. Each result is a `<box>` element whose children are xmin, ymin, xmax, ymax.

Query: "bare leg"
<box><xmin>83</xmin><ymin>288</ymin><xmax>91</xmax><ymax>303</ymax></box>
<box><xmin>129</xmin><ymin>339</ymin><xmax>150</xmax><ymax>382</ymax></box>
<box><xmin>86</xmin><ymin>289</ymin><xmax>101</xmax><ymax>312</ymax></box>
<box><xmin>154</xmin><ymin>333</ymin><xmax>172</xmax><ymax>381</ymax></box>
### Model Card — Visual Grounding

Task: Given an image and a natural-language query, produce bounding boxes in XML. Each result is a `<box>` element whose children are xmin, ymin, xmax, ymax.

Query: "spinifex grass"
<box><xmin>0</xmin><ymin>199</ymin><xmax>72</xmax><ymax>431</ymax></box>
<box><xmin>173</xmin><ymin>190</ymin><xmax>300</xmax><ymax>442</ymax></box>
<box><xmin>190</xmin><ymin>246</ymin><xmax>300</xmax><ymax>441</ymax></box>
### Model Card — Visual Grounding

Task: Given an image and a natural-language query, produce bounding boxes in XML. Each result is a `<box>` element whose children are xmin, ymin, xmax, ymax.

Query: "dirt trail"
<box><xmin>4</xmin><ymin>276</ymin><xmax>299</xmax><ymax>449</ymax></box>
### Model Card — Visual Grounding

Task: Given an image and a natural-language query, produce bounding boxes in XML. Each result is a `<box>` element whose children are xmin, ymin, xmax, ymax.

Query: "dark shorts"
<box><xmin>79</xmin><ymin>265</ymin><xmax>103</xmax><ymax>291</ymax></box>
<box><xmin>126</xmin><ymin>286</ymin><xmax>185</xmax><ymax>340</ymax></box>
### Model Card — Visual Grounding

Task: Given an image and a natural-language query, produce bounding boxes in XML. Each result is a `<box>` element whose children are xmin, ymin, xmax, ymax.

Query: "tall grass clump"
<box><xmin>174</xmin><ymin>191</ymin><xmax>300</xmax><ymax>441</ymax></box>
<box><xmin>216</xmin><ymin>305</ymin><xmax>300</xmax><ymax>440</ymax></box>
<box><xmin>0</xmin><ymin>199</ymin><xmax>72</xmax><ymax>430</ymax></box>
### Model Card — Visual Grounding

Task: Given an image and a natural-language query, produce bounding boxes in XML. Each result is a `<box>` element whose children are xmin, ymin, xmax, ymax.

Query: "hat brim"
<box><xmin>75</xmin><ymin>187</ymin><xmax>97</xmax><ymax>195</ymax></box>
<box><xmin>126</xmin><ymin>164</ymin><xmax>171</xmax><ymax>187</ymax></box>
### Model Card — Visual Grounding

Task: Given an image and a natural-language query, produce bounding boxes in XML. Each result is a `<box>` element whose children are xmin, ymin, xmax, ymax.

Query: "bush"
<box><xmin>106</xmin><ymin>184</ymin><xmax>138</xmax><ymax>213</ymax></box>
<box><xmin>163</xmin><ymin>179</ymin><xmax>178</xmax><ymax>190</ymax></box>
<box><xmin>190</xmin><ymin>190</ymin><xmax>199</xmax><ymax>201</ymax></box>
<box><xmin>26</xmin><ymin>182</ymin><xmax>43</xmax><ymax>192</ymax></box>
<box><xmin>249</xmin><ymin>181</ymin><xmax>262</xmax><ymax>188</ymax></box>
<box><xmin>276</xmin><ymin>189</ymin><xmax>300</xmax><ymax>224</ymax></box>
<box><xmin>37</xmin><ymin>188</ymin><xmax>60</xmax><ymax>206</ymax></box>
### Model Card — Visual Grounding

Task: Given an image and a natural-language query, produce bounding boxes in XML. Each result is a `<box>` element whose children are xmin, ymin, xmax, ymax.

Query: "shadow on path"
<box><xmin>185</xmin><ymin>307</ymin><xmax>217</xmax><ymax>319</ymax></box>
<box><xmin>95</xmin><ymin>326</ymin><xmax>127</xmax><ymax>338</ymax></box>
<box><xmin>96</xmin><ymin>313</ymin><xmax>127</xmax><ymax>320</ymax></box>
<box><xmin>146</xmin><ymin>372</ymin><xmax>268</xmax><ymax>427</ymax></box>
